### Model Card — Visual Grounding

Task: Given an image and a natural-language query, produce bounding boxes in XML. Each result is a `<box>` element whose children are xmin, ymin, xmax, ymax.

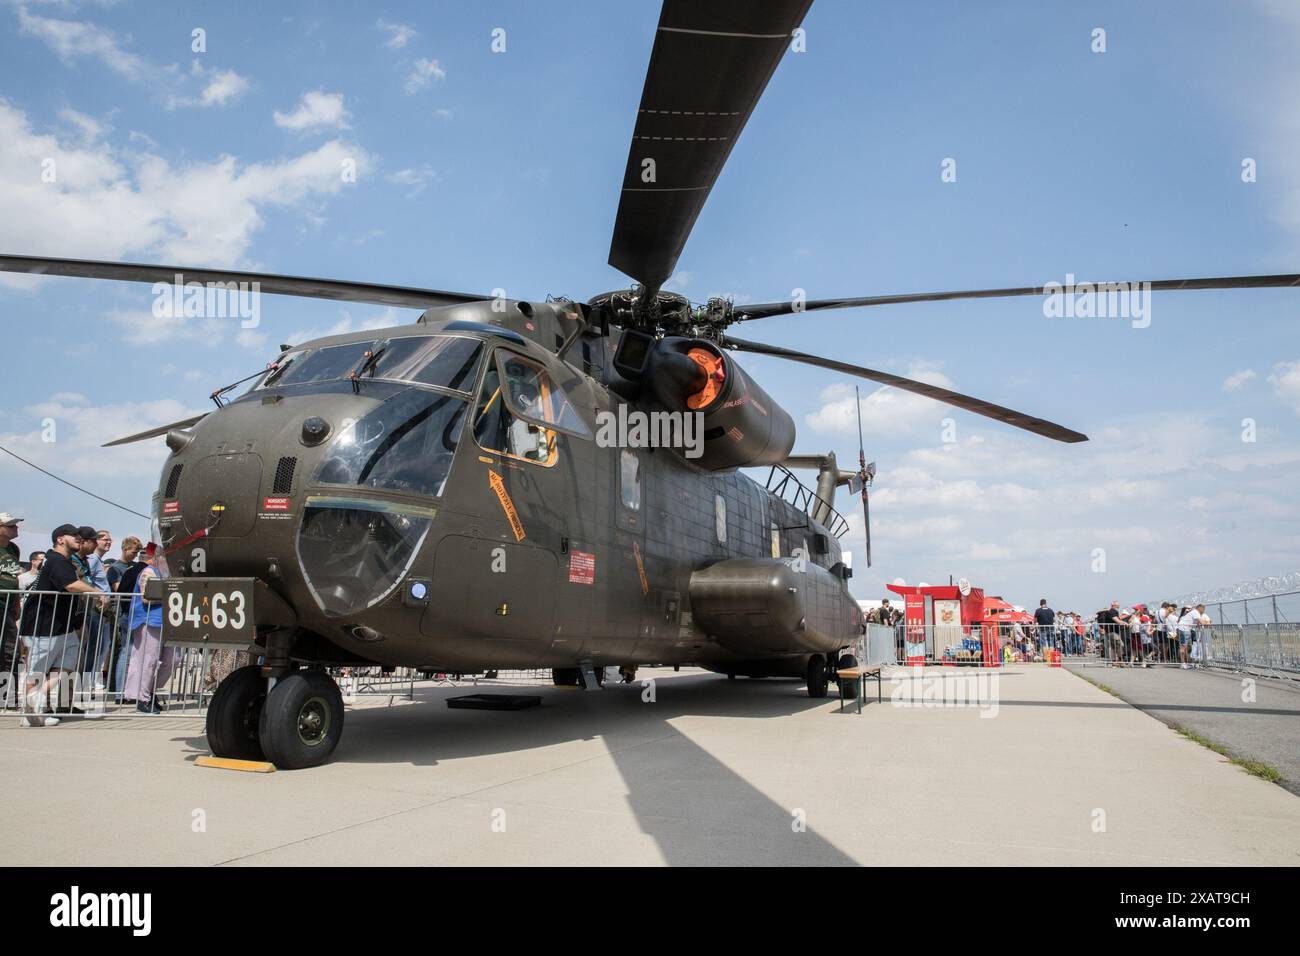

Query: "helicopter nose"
<box><xmin>175</xmin><ymin>450</ymin><xmax>265</xmax><ymax>536</ymax></box>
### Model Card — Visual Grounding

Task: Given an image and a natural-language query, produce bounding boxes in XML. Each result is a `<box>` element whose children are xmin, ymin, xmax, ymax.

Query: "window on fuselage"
<box><xmin>620</xmin><ymin>450</ymin><xmax>641</xmax><ymax>511</ymax></box>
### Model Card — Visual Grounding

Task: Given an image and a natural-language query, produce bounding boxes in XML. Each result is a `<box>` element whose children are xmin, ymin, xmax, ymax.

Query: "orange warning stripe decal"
<box><xmin>488</xmin><ymin>469</ymin><xmax>526</xmax><ymax>542</ymax></box>
<box><xmin>633</xmin><ymin>541</ymin><xmax>649</xmax><ymax>596</ymax></box>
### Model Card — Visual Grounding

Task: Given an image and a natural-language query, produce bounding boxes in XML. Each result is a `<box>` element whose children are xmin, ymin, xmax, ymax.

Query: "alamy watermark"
<box><xmin>152</xmin><ymin>274</ymin><xmax>260</xmax><ymax>328</ymax></box>
<box><xmin>1042</xmin><ymin>273</ymin><xmax>1150</xmax><ymax>328</ymax></box>
<box><xmin>595</xmin><ymin>405</ymin><xmax>704</xmax><ymax>459</ymax></box>
<box><xmin>889</xmin><ymin>669</ymin><xmax>1000</xmax><ymax>718</ymax></box>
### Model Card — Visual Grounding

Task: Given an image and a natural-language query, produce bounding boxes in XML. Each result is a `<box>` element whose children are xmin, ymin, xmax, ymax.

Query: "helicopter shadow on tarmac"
<box><xmin>177</xmin><ymin>671</ymin><xmax>859</xmax><ymax>865</ymax></box>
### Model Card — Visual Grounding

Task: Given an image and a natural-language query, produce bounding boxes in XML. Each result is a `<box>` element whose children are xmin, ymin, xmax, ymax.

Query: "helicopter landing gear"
<box><xmin>206</xmin><ymin>665</ymin><xmax>267</xmax><ymax>761</ymax></box>
<box><xmin>258</xmin><ymin>670</ymin><xmax>345</xmax><ymax>770</ymax></box>
<box><xmin>552</xmin><ymin>667</ymin><xmax>582</xmax><ymax>686</ymax></box>
<box><xmin>805</xmin><ymin>654</ymin><xmax>829</xmax><ymax>699</ymax></box>
<box><xmin>207</xmin><ymin>666</ymin><xmax>345</xmax><ymax>769</ymax></box>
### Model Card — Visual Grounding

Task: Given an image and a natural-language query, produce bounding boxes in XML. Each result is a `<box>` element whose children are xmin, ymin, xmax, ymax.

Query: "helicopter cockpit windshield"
<box><xmin>251</xmin><ymin>334</ymin><xmax>482</xmax><ymax>393</ymax></box>
<box><xmin>314</xmin><ymin>388</ymin><xmax>469</xmax><ymax>498</ymax></box>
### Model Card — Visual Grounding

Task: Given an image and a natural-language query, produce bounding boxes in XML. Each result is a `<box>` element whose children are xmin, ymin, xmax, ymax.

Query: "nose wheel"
<box><xmin>206</xmin><ymin>667</ymin><xmax>344</xmax><ymax>769</ymax></box>
<box><xmin>259</xmin><ymin>670</ymin><xmax>345</xmax><ymax>769</ymax></box>
<box><xmin>206</xmin><ymin>665</ymin><xmax>268</xmax><ymax>761</ymax></box>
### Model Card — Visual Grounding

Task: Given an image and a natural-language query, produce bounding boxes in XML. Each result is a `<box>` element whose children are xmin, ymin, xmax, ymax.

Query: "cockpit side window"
<box><xmin>473</xmin><ymin>363</ymin><xmax>557</xmax><ymax>466</ymax></box>
<box><xmin>497</xmin><ymin>353</ymin><xmax>591</xmax><ymax>437</ymax></box>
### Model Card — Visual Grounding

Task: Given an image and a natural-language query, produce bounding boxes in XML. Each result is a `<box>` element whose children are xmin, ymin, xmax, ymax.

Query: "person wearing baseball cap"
<box><xmin>0</xmin><ymin>513</ymin><xmax>24</xmax><ymax>678</ymax></box>
<box><xmin>16</xmin><ymin>525</ymin><xmax>104</xmax><ymax>726</ymax></box>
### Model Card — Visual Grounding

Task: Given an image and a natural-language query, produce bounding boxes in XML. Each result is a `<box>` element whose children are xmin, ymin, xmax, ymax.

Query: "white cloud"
<box><xmin>838</xmin><ymin>411</ymin><xmax>1300</xmax><ymax>612</ymax></box>
<box><xmin>104</xmin><ymin>302</ymin><xmax>267</xmax><ymax>352</ymax></box>
<box><xmin>405</xmin><ymin>58</ymin><xmax>446</xmax><ymax>94</ymax></box>
<box><xmin>273</xmin><ymin>90</ymin><xmax>350</xmax><ymax>131</ymax></box>
<box><xmin>1</xmin><ymin>393</ymin><xmax>205</xmax><ymax>481</ymax></box>
<box><xmin>377</xmin><ymin>19</ymin><xmax>417</xmax><ymax>49</ymax></box>
<box><xmin>1222</xmin><ymin>368</ymin><xmax>1257</xmax><ymax>392</ymax></box>
<box><xmin>805</xmin><ymin>363</ymin><xmax>957</xmax><ymax>437</ymax></box>
<box><xmin>18</xmin><ymin>5</ymin><xmax>153</xmax><ymax>81</ymax></box>
<box><xmin>285</xmin><ymin>308</ymin><xmax>407</xmax><ymax>347</ymax></box>
<box><xmin>0</xmin><ymin>99</ymin><xmax>371</xmax><ymax>276</ymax></box>
<box><xmin>58</xmin><ymin>107</ymin><xmax>108</xmax><ymax>143</ymax></box>
<box><xmin>193</xmin><ymin>64</ymin><xmax>250</xmax><ymax>107</ymax></box>
<box><xmin>386</xmin><ymin>165</ymin><xmax>436</xmax><ymax>196</ymax></box>
<box><xmin>17</xmin><ymin>7</ymin><xmax>248</xmax><ymax>110</ymax></box>
<box><xmin>1268</xmin><ymin>360</ymin><xmax>1300</xmax><ymax>414</ymax></box>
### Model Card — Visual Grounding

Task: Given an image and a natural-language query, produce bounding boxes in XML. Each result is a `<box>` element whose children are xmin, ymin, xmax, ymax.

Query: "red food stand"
<box><xmin>885</xmin><ymin>582</ymin><xmax>997</xmax><ymax>667</ymax></box>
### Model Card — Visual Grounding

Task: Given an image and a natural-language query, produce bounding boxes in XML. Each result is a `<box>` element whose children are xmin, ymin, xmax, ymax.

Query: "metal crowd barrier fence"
<box><xmin>336</xmin><ymin>666</ymin><xmax>416</xmax><ymax>703</ymax></box>
<box><xmin>864</xmin><ymin>621</ymin><xmax>1097</xmax><ymax>666</ymax></box>
<box><xmin>2</xmin><ymin>588</ymin><xmax>602</xmax><ymax>720</ymax></box>
<box><xmin>1197</xmin><ymin>623</ymin><xmax>1300</xmax><ymax>676</ymax></box>
<box><xmin>1</xmin><ymin>588</ymin><xmax>248</xmax><ymax>719</ymax></box>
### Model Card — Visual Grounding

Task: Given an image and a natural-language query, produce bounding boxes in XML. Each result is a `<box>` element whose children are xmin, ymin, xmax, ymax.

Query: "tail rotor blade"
<box><xmin>855</xmin><ymin>384</ymin><xmax>871</xmax><ymax>567</ymax></box>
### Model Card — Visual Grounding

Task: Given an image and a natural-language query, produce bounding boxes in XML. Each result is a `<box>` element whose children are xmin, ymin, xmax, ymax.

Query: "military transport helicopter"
<box><xmin>4</xmin><ymin>0</ymin><xmax>1299</xmax><ymax>768</ymax></box>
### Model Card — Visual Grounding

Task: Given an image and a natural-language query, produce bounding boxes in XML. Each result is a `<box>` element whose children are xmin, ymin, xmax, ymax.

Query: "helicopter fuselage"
<box><xmin>156</xmin><ymin>299</ymin><xmax>862</xmax><ymax>677</ymax></box>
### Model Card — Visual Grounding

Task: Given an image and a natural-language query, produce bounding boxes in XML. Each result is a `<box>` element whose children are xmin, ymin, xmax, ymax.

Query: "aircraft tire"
<box><xmin>552</xmin><ymin>668</ymin><xmax>581</xmax><ymax>686</ymax></box>
<box><xmin>206</xmin><ymin>665</ymin><xmax>267</xmax><ymax>761</ymax></box>
<box><xmin>259</xmin><ymin>670</ymin><xmax>345</xmax><ymax>770</ymax></box>
<box><xmin>805</xmin><ymin>654</ymin><xmax>829</xmax><ymax>699</ymax></box>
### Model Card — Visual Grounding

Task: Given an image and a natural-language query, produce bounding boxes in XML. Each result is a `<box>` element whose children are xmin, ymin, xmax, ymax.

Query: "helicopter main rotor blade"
<box><xmin>732</xmin><ymin>273</ymin><xmax>1300</xmax><ymax>322</ymax></box>
<box><xmin>0</xmin><ymin>254</ymin><xmax>491</xmax><ymax>311</ymax></box>
<box><xmin>102</xmin><ymin>414</ymin><xmax>208</xmax><ymax>448</ymax></box>
<box><xmin>722</xmin><ymin>335</ymin><xmax>1088</xmax><ymax>444</ymax></box>
<box><xmin>608</xmin><ymin>0</ymin><xmax>812</xmax><ymax>297</ymax></box>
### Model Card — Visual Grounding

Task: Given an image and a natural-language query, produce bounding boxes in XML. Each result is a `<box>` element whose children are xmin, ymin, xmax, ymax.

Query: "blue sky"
<box><xmin>1</xmin><ymin>0</ymin><xmax>1298</xmax><ymax>613</ymax></box>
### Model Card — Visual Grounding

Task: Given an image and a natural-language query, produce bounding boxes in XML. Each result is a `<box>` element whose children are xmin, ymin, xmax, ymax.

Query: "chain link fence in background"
<box><xmin>1177</xmin><ymin>575</ymin><xmax>1300</xmax><ymax>625</ymax></box>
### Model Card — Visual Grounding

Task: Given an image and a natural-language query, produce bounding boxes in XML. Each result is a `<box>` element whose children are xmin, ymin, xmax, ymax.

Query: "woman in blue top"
<box><xmin>122</xmin><ymin>544</ymin><xmax>175</xmax><ymax>714</ymax></box>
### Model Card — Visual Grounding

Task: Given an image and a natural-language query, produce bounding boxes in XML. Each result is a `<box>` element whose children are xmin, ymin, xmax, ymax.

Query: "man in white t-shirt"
<box><xmin>1177</xmin><ymin>606</ymin><xmax>1199</xmax><ymax>669</ymax></box>
<box><xmin>1193</xmin><ymin>604</ymin><xmax>1213</xmax><ymax>666</ymax></box>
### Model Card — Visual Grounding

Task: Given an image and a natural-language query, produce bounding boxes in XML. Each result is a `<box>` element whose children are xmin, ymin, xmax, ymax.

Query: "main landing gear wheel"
<box><xmin>258</xmin><ymin>670</ymin><xmax>345</xmax><ymax>770</ymax></box>
<box><xmin>805</xmin><ymin>654</ymin><xmax>829</xmax><ymax>699</ymax></box>
<box><xmin>552</xmin><ymin>667</ymin><xmax>582</xmax><ymax>686</ymax></box>
<box><xmin>206</xmin><ymin>665</ymin><xmax>267</xmax><ymax>761</ymax></box>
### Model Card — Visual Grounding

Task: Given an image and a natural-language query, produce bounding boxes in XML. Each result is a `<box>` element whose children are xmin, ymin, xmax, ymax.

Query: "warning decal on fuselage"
<box><xmin>487</xmin><ymin>469</ymin><xmax>526</xmax><ymax>542</ymax></box>
<box><xmin>568</xmin><ymin>549</ymin><xmax>595</xmax><ymax>585</ymax></box>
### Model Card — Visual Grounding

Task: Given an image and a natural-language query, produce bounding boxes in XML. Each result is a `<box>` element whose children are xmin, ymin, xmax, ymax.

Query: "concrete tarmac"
<box><xmin>3</xmin><ymin>665</ymin><xmax>1298</xmax><ymax>866</ymax></box>
<box><xmin>1063</xmin><ymin>660</ymin><xmax>1300</xmax><ymax>796</ymax></box>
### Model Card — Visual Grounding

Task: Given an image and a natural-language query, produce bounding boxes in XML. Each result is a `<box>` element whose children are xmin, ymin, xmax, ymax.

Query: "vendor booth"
<box><xmin>885</xmin><ymin>582</ymin><xmax>997</xmax><ymax>666</ymax></box>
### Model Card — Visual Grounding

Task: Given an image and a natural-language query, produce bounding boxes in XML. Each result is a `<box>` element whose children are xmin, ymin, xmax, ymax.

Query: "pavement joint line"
<box><xmin>212</xmin><ymin>728</ymin><xmax>687</xmax><ymax>865</ymax></box>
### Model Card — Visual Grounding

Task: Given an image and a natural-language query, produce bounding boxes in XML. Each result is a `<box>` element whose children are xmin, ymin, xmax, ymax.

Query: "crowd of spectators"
<box><xmin>0</xmin><ymin>513</ymin><xmax>178</xmax><ymax>725</ymax></box>
<box><xmin>862</xmin><ymin>592</ymin><xmax>1218</xmax><ymax>668</ymax></box>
